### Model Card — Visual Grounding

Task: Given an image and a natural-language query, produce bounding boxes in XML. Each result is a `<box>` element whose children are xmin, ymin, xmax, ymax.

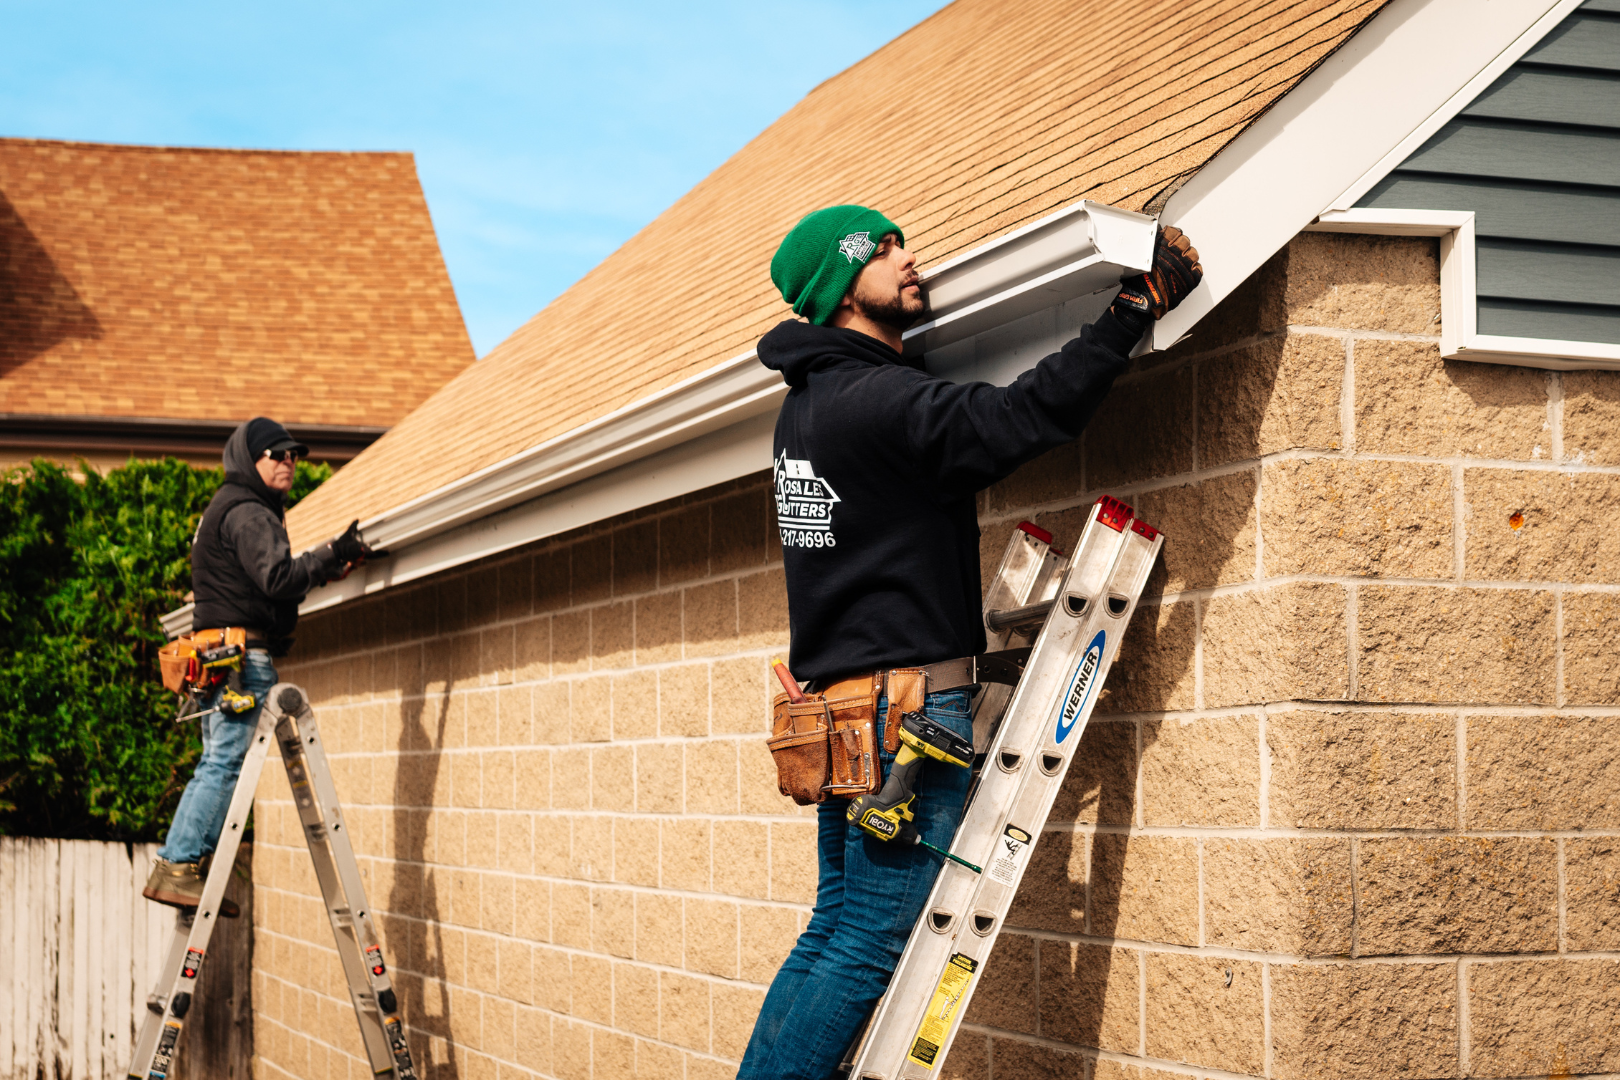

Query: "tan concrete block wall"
<box><xmin>953</xmin><ymin>232</ymin><xmax>1620</xmax><ymax>1079</ymax></box>
<box><xmin>250</xmin><ymin>478</ymin><xmax>800</xmax><ymax>1080</ymax></box>
<box><xmin>246</xmin><ymin>230</ymin><xmax>1620</xmax><ymax>1080</ymax></box>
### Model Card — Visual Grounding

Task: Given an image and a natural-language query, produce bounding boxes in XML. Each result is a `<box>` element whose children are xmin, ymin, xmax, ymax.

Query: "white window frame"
<box><xmin>1309</xmin><ymin>208</ymin><xmax>1620</xmax><ymax>371</ymax></box>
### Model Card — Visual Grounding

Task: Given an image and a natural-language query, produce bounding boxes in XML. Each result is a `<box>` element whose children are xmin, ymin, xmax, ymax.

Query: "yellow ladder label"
<box><xmin>906</xmin><ymin>952</ymin><xmax>978</xmax><ymax>1069</ymax></box>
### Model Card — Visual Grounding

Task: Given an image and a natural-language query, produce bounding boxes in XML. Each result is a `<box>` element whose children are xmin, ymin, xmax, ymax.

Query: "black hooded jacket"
<box><xmin>190</xmin><ymin>421</ymin><xmax>341</xmax><ymax>651</ymax></box>
<box><xmin>759</xmin><ymin>308</ymin><xmax>1140</xmax><ymax>684</ymax></box>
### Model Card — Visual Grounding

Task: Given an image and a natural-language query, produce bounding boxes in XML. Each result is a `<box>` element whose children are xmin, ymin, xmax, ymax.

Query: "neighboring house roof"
<box><xmin>0</xmin><ymin>138</ymin><xmax>475</xmax><ymax>457</ymax></box>
<box><xmin>288</xmin><ymin>0</ymin><xmax>1391</xmax><ymax>546</ymax></box>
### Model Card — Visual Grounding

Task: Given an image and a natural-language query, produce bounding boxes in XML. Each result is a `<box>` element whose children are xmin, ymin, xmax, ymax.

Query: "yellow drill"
<box><xmin>848</xmin><ymin>711</ymin><xmax>981</xmax><ymax>873</ymax></box>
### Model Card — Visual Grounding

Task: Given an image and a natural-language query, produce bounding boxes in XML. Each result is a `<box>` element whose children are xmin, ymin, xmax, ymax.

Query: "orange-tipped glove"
<box><xmin>1113</xmin><ymin>226</ymin><xmax>1203</xmax><ymax>322</ymax></box>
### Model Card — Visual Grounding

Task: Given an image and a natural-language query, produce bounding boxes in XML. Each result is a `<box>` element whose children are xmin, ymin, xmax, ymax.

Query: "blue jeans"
<box><xmin>737</xmin><ymin>689</ymin><xmax>975</xmax><ymax>1080</ymax></box>
<box><xmin>157</xmin><ymin>651</ymin><xmax>278</xmax><ymax>865</ymax></box>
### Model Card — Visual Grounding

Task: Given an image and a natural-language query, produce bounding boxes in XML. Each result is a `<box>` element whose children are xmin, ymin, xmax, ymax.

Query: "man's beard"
<box><xmin>852</xmin><ymin>284</ymin><xmax>926</xmax><ymax>331</ymax></box>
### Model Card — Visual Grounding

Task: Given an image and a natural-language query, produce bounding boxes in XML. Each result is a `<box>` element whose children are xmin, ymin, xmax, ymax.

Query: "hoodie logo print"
<box><xmin>774</xmin><ymin>450</ymin><xmax>840</xmax><ymax>549</ymax></box>
<box><xmin>837</xmin><ymin>231</ymin><xmax>875</xmax><ymax>264</ymax></box>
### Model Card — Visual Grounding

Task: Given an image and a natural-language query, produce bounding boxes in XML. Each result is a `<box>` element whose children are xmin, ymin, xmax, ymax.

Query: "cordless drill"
<box><xmin>848</xmin><ymin>711</ymin><xmax>981</xmax><ymax>872</ymax></box>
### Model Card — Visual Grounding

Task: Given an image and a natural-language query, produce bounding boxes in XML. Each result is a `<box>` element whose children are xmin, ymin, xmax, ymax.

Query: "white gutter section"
<box><xmin>220</xmin><ymin>200</ymin><xmax>1152</xmax><ymax>624</ymax></box>
<box><xmin>1152</xmin><ymin>0</ymin><xmax>1571</xmax><ymax>352</ymax></box>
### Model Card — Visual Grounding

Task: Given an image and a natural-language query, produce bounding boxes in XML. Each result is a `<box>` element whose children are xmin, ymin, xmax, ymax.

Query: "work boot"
<box><xmin>142</xmin><ymin>858</ymin><xmax>240</xmax><ymax>918</ymax></box>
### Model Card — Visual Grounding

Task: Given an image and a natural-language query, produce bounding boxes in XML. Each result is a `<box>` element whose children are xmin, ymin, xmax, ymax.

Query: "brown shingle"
<box><xmin>290</xmin><ymin>0</ymin><xmax>1387</xmax><ymax>548</ymax></box>
<box><xmin>0</xmin><ymin>138</ymin><xmax>474</xmax><ymax>430</ymax></box>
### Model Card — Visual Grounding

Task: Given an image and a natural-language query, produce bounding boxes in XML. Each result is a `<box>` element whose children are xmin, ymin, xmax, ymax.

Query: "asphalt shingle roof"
<box><xmin>289</xmin><ymin>0</ymin><xmax>1389</xmax><ymax>548</ymax></box>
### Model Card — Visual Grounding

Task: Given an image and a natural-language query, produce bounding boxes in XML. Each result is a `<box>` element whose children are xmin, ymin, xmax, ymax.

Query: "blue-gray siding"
<box><xmin>1358</xmin><ymin>0</ymin><xmax>1620</xmax><ymax>345</ymax></box>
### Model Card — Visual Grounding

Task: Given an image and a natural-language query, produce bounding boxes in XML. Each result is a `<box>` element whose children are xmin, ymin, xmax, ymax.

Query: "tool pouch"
<box><xmin>159</xmin><ymin>627</ymin><xmax>247</xmax><ymax>694</ymax></box>
<box><xmin>768</xmin><ymin>674</ymin><xmax>882</xmax><ymax>804</ymax></box>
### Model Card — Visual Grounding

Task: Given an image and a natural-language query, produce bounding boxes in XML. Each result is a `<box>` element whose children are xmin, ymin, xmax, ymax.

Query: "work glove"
<box><xmin>329</xmin><ymin>519</ymin><xmax>382</xmax><ymax>566</ymax></box>
<box><xmin>1113</xmin><ymin>225</ymin><xmax>1203</xmax><ymax>322</ymax></box>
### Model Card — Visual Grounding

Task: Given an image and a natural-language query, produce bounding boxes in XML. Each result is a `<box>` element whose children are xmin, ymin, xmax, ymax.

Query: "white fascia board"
<box><xmin>1312</xmin><ymin>208</ymin><xmax>1620</xmax><ymax>369</ymax></box>
<box><xmin>1152</xmin><ymin>0</ymin><xmax>1569</xmax><ymax>352</ymax></box>
<box><xmin>263</xmin><ymin>200</ymin><xmax>1151</xmax><ymax>623</ymax></box>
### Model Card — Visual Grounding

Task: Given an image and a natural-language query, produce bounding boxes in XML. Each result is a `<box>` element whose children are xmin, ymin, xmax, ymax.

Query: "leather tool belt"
<box><xmin>767</xmin><ymin>655</ymin><xmax>999</xmax><ymax>806</ymax></box>
<box><xmin>159</xmin><ymin>627</ymin><xmax>248</xmax><ymax>694</ymax></box>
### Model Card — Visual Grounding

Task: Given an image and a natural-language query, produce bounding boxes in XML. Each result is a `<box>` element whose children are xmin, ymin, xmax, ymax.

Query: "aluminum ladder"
<box><xmin>128</xmin><ymin>684</ymin><xmax>417</xmax><ymax>1080</ymax></box>
<box><xmin>848</xmin><ymin>495</ymin><xmax>1163</xmax><ymax>1079</ymax></box>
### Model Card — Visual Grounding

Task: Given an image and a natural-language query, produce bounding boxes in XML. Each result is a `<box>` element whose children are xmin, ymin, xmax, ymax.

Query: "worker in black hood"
<box><xmin>738</xmin><ymin>206</ymin><xmax>1202</xmax><ymax>1080</ymax></box>
<box><xmin>143</xmin><ymin>417</ymin><xmax>379</xmax><ymax>912</ymax></box>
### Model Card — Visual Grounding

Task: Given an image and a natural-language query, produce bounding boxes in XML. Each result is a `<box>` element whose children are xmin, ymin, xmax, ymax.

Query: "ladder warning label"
<box><xmin>907</xmin><ymin>952</ymin><xmax>978</xmax><ymax>1069</ymax></box>
<box><xmin>148</xmin><ymin>1020</ymin><xmax>182</xmax><ymax>1079</ymax></box>
<box><xmin>987</xmin><ymin>825</ymin><xmax>1032</xmax><ymax>887</ymax></box>
<box><xmin>181</xmin><ymin>949</ymin><xmax>204</xmax><ymax>980</ymax></box>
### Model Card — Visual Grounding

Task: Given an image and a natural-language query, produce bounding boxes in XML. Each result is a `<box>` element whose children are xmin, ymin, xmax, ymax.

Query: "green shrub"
<box><xmin>0</xmin><ymin>456</ymin><xmax>330</xmax><ymax>841</ymax></box>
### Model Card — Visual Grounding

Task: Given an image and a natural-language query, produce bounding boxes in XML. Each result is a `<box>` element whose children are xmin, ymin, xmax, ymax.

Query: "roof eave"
<box><xmin>253</xmin><ymin>200</ymin><xmax>1154</xmax><ymax>625</ymax></box>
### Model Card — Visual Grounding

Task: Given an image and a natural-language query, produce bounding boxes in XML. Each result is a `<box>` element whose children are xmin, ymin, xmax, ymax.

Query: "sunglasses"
<box><xmin>262</xmin><ymin>448</ymin><xmax>303</xmax><ymax>463</ymax></box>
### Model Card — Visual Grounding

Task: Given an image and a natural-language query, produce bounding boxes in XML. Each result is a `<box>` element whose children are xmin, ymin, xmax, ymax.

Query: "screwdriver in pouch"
<box><xmin>849</xmin><ymin>711</ymin><xmax>982</xmax><ymax>873</ymax></box>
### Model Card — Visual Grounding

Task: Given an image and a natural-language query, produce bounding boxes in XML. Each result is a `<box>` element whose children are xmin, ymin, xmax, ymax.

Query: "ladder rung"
<box><xmin>983</xmin><ymin>599</ymin><xmax>1053</xmax><ymax>633</ymax></box>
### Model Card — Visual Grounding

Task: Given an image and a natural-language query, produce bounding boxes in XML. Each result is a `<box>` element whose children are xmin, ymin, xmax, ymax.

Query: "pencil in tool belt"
<box><xmin>771</xmin><ymin>657</ymin><xmax>806</xmax><ymax>703</ymax></box>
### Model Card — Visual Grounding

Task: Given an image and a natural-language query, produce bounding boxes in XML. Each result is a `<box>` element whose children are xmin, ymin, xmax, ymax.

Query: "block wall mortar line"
<box><xmin>1257</xmin><ymin>709</ymin><xmax>1270</xmax><ymax>830</ymax></box>
<box><xmin>1084</xmin><ymin>829</ymin><xmax>1093</xmax><ymax>934</ymax></box>
<box><xmin>1453</xmin><ymin>463</ymin><xmax>1466</xmax><ymax>582</ymax></box>
<box><xmin>954</xmin><ymin>1028</ymin><xmax>1260</xmax><ymax>1080</ymax></box>
<box><xmin>1079</xmin><ymin>702</ymin><xmax>1620</xmax><ymax>722</ymax></box>
<box><xmin>1261</xmin><ymin>961</ymin><xmax>1273</xmax><ymax>1079</ymax></box>
<box><xmin>1457</xmin><ymin>958</ymin><xmax>1471</xmax><ymax>1077</ymax></box>
<box><xmin>1456</xmin><ymin>710</ymin><xmax>1469</xmax><ymax>834</ymax></box>
<box><xmin>1340</xmin><ymin>334</ymin><xmax>1356</xmax><ymax>456</ymax></box>
<box><xmin>1345</xmin><ymin>584</ymin><xmax>1359</xmax><ymax>701</ymax></box>
<box><xmin>1557</xmin><ymin>837</ymin><xmax>1568</xmax><ymax>956</ymax></box>
<box><xmin>961</xmin><ymin>925</ymin><xmax>1620</xmax><ymax>964</ymax></box>
<box><xmin>1131</xmin><ymin>575</ymin><xmax>1620</xmax><ymax>612</ymax></box>
<box><xmin>1135</xmin><ymin>718</ymin><xmax>1146</xmax><ymax>831</ymax></box>
<box><xmin>1555</xmin><ymin>589</ymin><xmax>1565</xmax><ymax>710</ymax></box>
<box><xmin>1349</xmin><ymin>836</ymin><xmax>1360</xmax><ymax>959</ymax></box>
<box><xmin>1031</xmin><ymin>823</ymin><xmax>1620</xmax><ymax>840</ymax></box>
<box><xmin>1197</xmin><ymin>836</ymin><xmax>1206</xmax><ymax>947</ymax></box>
<box><xmin>1137</xmin><ymin>948</ymin><xmax>1147</xmax><ymax>1058</ymax></box>
<box><xmin>979</xmin><ymin>450</ymin><xmax>1620</xmax><ymax>536</ymax></box>
<box><xmin>1031</xmin><ymin>936</ymin><xmax>1043</xmax><ymax>1042</ymax></box>
<box><xmin>1190</xmin><ymin>351</ymin><xmax>1199</xmax><ymax>474</ymax></box>
<box><xmin>1550</xmin><ymin>371</ymin><xmax>1564</xmax><ymax>463</ymax></box>
<box><xmin>1285</xmin><ymin>324</ymin><xmax>1443</xmax><ymax>344</ymax></box>
<box><xmin>1253</xmin><ymin>464</ymin><xmax>1265</xmax><ymax>581</ymax></box>
<box><xmin>1192</xmin><ymin>596</ymin><xmax>1205</xmax><ymax>713</ymax></box>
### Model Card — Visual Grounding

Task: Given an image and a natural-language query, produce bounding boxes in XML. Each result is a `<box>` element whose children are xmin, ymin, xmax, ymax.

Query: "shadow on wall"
<box><xmin>972</xmin><ymin>422</ymin><xmax>1231</xmax><ymax>1053</ymax></box>
<box><xmin>0</xmin><ymin>190</ymin><xmax>102</xmax><ymax>374</ymax></box>
<box><xmin>389</xmin><ymin>655</ymin><xmax>461</xmax><ymax>1080</ymax></box>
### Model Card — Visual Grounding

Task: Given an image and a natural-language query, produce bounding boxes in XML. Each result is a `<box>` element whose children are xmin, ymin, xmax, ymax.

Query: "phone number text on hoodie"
<box><xmin>779</xmin><ymin>527</ymin><xmax>837</xmax><ymax>549</ymax></box>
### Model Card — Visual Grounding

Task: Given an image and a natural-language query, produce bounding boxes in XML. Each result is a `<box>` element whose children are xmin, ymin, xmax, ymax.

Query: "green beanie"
<box><xmin>770</xmin><ymin>205</ymin><xmax>905</xmax><ymax>326</ymax></box>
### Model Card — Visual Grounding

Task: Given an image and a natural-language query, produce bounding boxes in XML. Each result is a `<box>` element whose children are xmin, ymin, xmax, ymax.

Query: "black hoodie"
<box><xmin>759</xmin><ymin>308</ymin><xmax>1140</xmax><ymax>684</ymax></box>
<box><xmin>190</xmin><ymin>420</ymin><xmax>341</xmax><ymax>651</ymax></box>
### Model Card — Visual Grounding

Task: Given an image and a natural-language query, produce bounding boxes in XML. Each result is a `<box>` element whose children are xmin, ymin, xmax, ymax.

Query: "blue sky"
<box><xmin>0</xmin><ymin>1</ymin><xmax>949</xmax><ymax>356</ymax></box>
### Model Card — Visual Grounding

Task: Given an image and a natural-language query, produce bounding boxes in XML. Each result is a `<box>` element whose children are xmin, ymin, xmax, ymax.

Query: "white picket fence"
<box><xmin>0</xmin><ymin>838</ymin><xmax>171</xmax><ymax>1080</ymax></box>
